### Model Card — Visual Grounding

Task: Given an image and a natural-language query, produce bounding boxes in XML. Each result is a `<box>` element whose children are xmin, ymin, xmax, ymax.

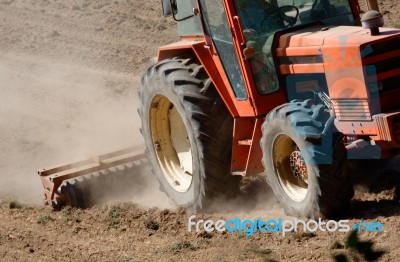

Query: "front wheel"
<box><xmin>139</xmin><ymin>58</ymin><xmax>240</xmax><ymax>210</ymax></box>
<box><xmin>261</xmin><ymin>100</ymin><xmax>354</xmax><ymax>218</ymax></box>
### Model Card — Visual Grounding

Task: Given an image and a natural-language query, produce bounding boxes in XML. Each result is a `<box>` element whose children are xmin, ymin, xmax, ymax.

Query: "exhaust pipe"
<box><xmin>361</xmin><ymin>10</ymin><xmax>384</xmax><ymax>35</ymax></box>
<box><xmin>365</xmin><ymin>0</ymin><xmax>380</xmax><ymax>12</ymax></box>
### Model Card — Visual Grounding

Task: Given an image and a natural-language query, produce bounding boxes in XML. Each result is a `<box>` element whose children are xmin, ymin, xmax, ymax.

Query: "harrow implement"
<box><xmin>38</xmin><ymin>146</ymin><xmax>148</xmax><ymax>208</ymax></box>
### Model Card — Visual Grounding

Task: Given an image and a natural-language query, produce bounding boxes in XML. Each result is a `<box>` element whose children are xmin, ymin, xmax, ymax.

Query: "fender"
<box><xmin>158</xmin><ymin>39</ymin><xmax>239</xmax><ymax>117</ymax></box>
<box><xmin>158</xmin><ymin>40</ymin><xmax>264</xmax><ymax>176</ymax></box>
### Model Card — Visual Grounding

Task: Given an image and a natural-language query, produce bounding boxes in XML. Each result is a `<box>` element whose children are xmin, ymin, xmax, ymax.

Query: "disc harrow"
<box><xmin>38</xmin><ymin>146</ymin><xmax>148</xmax><ymax>208</ymax></box>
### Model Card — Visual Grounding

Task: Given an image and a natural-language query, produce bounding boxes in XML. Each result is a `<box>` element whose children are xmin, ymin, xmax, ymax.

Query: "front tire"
<box><xmin>139</xmin><ymin>58</ymin><xmax>240</xmax><ymax>210</ymax></box>
<box><xmin>261</xmin><ymin>100</ymin><xmax>354</xmax><ymax>218</ymax></box>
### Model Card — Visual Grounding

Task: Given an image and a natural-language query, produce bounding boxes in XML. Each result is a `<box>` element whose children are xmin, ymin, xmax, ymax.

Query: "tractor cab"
<box><xmin>197</xmin><ymin>0</ymin><xmax>360</xmax><ymax>111</ymax></box>
<box><xmin>233</xmin><ymin>0</ymin><xmax>356</xmax><ymax>94</ymax></box>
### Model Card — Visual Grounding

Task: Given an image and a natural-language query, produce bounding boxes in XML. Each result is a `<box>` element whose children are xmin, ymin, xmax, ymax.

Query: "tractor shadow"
<box><xmin>203</xmin><ymin>174</ymin><xmax>277</xmax><ymax>214</ymax></box>
<box><xmin>347</xmin><ymin>157</ymin><xmax>400</xmax><ymax>219</ymax></box>
<box><xmin>205</xmin><ymin>157</ymin><xmax>400</xmax><ymax>218</ymax></box>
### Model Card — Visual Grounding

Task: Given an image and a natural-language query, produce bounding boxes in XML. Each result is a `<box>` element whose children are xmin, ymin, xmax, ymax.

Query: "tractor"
<box><xmin>39</xmin><ymin>0</ymin><xmax>400</xmax><ymax>219</ymax></box>
<box><xmin>139</xmin><ymin>0</ymin><xmax>400</xmax><ymax>218</ymax></box>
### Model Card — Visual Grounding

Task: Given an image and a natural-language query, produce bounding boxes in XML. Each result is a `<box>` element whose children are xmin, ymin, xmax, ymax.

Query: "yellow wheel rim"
<box><xmin>150</xmin><ymin>95</ymin><xmax>193</xmax><ymax>192</ymax></box>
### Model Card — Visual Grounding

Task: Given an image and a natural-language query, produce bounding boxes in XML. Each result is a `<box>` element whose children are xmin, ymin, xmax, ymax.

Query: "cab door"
<box><xmin>198</xmin><ymin>0</ymin><xmax>255</xmax><ymax>116</ymax></box>
<box><xmin>198</xmin><ymin>0</ymin><xmax>287</xmax><ymax>117</ymax></box>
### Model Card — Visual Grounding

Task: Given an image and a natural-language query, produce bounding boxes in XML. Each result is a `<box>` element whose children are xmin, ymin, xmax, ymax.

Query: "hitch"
<box><xmin>38</xmin><ymin>146</ymin><xmax>147</xmax><ymax>207</ymax></box>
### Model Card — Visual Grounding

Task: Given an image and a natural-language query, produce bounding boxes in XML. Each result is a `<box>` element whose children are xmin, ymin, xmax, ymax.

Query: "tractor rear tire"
<box><xmin>139</xmin><ymin>57</ymin><xmax>240</xmax><ymax>211</ymax></box>
<box><xmin>261</xmin><ymin>100</ymin><xmax>354</xmax><ymax>218</ymax></box>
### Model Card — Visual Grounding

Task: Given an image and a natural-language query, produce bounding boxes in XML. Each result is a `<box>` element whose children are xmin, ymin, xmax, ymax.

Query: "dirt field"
<box><xmin>1</xmin><ymin>0</ymin><xmax>400</xmax><ymax>261</ymax></box>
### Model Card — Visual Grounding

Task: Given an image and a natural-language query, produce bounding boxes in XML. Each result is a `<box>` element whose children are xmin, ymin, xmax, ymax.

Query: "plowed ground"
<box><xmin>1</xmin><ymin>0</ymin><xmax>400</xmax><ymax>261</ymax></box>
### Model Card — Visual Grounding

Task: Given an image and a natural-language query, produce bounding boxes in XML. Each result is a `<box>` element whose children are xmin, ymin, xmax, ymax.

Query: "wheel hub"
<box><xmin>289</xmin><ymin>150</ymin><xmax>308</xmax><ymax>182</ymax></box>
<box><xmin>272</xmin><ymin>135</ymin><xmax>308</xmax><ymax>202</ymax></box>
<box><xmin>149</xmin><ymin>95</ymin><xmax>193</xmax><ymax>193</ymax></box>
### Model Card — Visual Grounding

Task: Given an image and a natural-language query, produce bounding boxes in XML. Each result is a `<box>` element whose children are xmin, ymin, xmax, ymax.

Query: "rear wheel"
<box><xmin>261</xmin><ymin>100</ymin><xmax>354</xmax><ymax>218</ymax></box>
<box><xmin>139</xmin><ymin>58</ymin><xmax>240</xmax><ymax>210</ymax></box>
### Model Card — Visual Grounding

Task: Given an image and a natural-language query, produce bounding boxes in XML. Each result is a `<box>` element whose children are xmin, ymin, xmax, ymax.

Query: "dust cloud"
<box><xmin>0</xmin><ymin>53</ymin><xmax>171</xmax><ymax>208</ymax></box>
<box><xmin>0</xmin><ymin>0</ymin><xmax>276</xmax><ymax>212</ymax></box>
<box><xmin>203</xmin><ymin>175</ymin><xmax>281</xmax><ymax>218</ymax></box>
<box><xmin>0</xmin><ymin>53</ymin><xmax>276</xmax><ymax>211</ymax></box>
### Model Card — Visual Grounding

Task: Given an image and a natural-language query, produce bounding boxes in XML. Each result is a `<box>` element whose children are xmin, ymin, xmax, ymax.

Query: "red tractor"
<box><xmin>139</xmin><ymin>0</ymin><xmax>400</xmax><ymax>218</ymax></box>
<box><xmin>39</xmin><ymin>0</ymin><xmax>400</xmax><ymax>219</ymax></box>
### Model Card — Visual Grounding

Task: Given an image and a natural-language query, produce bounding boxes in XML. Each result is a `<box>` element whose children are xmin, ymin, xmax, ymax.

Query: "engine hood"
<box><xmin>277</xmin><ymin>25</ymin><xmax>400</xmax><ymax>122</ymax></box>
<box><xmin>278</xmin><ymin>26</ymin><xmax>400</xmax><ymax>48</ymax></box>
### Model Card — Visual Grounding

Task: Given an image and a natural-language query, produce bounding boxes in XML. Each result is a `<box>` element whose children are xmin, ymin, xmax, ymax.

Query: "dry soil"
<box><xmin>1</xmin><ymin>0</ymin><xmax>400</xmax><ymax>261</ymax></box>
